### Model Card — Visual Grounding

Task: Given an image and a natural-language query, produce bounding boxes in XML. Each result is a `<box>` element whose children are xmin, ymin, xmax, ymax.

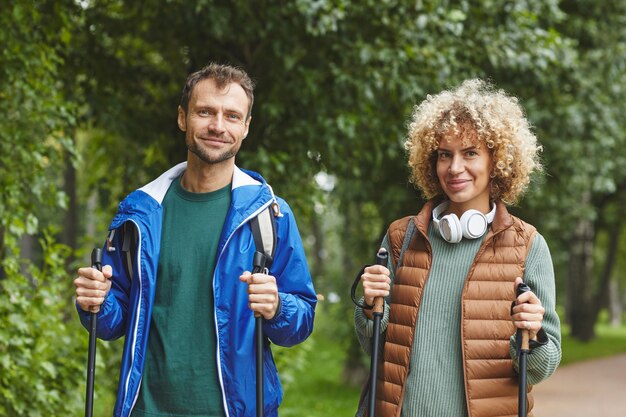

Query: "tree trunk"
<box><xmin>609</xmin><ymin>280</ymin><xmax>622</xmax><ymax>327</ymax></box>
<box><xmin>62</xmin><ymin>150</ymin><xmax>78</xmax><ymax>257</ymax></box>
<box><xmin>593</xmin><ymin>220</ymin><xmax>622</xmax><ymax>321</ymax></box>
<box><xmin>567</xmin><ymin>216</ymin><xmax>596</xmax><ymax>341</ymax></box>
<box><xmin>85</xmin><ymin>193</ymin><xmax>98</xmax><ymax>240</ymax></box>
<box><xmin>310</xmin><ymin>213</ymin><xmax>325</xmax><ymax>280</ymax></box>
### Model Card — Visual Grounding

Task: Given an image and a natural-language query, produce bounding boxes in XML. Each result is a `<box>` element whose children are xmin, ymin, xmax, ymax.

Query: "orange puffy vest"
<box><xmin>371</xmin><ymin>199</ymin><xmax>537</xmax><ymax>417</ymax></box>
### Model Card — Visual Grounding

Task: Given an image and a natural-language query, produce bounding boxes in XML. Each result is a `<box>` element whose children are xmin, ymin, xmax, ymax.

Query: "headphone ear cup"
<box><xmin>439</xmin><ymin>214</ymin><xmax>463</xmax><ymax>243</ymax></box>
<box><xmin>459</xmin><ymin>210</ymin><xmax>488</xmax><ymax>239</ymax></box>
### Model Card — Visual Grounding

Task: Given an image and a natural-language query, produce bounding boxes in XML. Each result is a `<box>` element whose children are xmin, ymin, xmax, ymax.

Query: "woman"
<box><xmin>354</xmin><ymin>79</ymin><xmax>561</xmax><ymax>417</ymax></box>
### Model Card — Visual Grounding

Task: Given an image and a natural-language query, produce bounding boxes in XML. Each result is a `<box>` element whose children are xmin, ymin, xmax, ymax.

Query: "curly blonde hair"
<box><xmin>405</xmin><ymin>79</ymin><xmax>542</xmax><ymax>205</ymax></box>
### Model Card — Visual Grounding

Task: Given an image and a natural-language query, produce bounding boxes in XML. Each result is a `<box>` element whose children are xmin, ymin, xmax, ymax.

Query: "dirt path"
<box><xmin>532</xmin><ymin>353</ymin><xmax>626</xmax><ymax>417</ymax></box>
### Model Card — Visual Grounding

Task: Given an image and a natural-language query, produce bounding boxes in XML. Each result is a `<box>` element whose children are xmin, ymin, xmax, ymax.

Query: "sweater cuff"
<box><xmin>354</xmin><ymin>297</ymin><xmax>390</xmax><ymax>338</ymax></box>
<box><xmin>529</xmin><ymin>327</ymin><xmax>549</xmax><ymax>349</ymax></box>
<box><xmin>509</xmin><ymin>328</ymin><xmax>553</xmax><ymax>369</ymax></box>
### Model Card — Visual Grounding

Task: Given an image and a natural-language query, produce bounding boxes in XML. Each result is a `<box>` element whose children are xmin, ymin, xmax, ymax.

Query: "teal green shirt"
<box><xmin>132</xmin><ymin>177</ymin><xmax>230</xmax><ymax>417</ymax></box>
<box><xmin>355</xmin><ymin>222</ymin><xmax>561</xmax><ymax>417</ymax></box>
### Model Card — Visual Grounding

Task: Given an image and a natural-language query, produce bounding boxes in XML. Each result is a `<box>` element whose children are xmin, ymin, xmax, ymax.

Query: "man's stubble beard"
<box><xmin>186</xmin><ymin>138</ymin><xmax>241</xmax><ymax>165</ymax></box>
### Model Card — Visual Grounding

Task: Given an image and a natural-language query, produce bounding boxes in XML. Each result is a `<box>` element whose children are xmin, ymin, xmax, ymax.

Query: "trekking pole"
<box><xmin>85</xmin><ymin>248</ymin><xmax>102</xmax><ymax>417</ymax></box>
<box><xmin>516</xmin><ymin>282</ymin><xmax>531</xmax><ymax>417</ymax></box>
<box><xmin>367</xmin><ymin>248</ymin><xmax>389</xmax><ymax>417</ymax></box>
<box><xmin>350</xmin><ymin>248</ymin><xmax>389</xmax><ymax>417</ymax></box>
<box><xmin>252</xmin><ymin>251</ymin><xmax>267</xmax><ymax>417</ymax></box>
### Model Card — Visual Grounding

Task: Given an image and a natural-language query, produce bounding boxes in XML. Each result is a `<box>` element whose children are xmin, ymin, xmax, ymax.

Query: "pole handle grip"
<box><xmin>252</xmin><ymin>251</ymin><xmax>267</xmax><ymax>319</ymax></box>
<box><xmin>516</xmin><ymin>283</ymin><xmax>531</xmax><ymax>351</ymax></box>
<box><xmin>91</xmin><ymin>248</ymin><xmax>102</xmax><ymax>271</ymax></box>
<box><xmin>372</xmin><ymin>248</ymin><xmax>388</xmax><ymax>315</ymax></box>
<box><xmin>89</xmin><ymin>248</ymin><xmax>103</xmax><ymax>314</ymax></box>
<box><xmin>521</xmin><ymin>329</ymin><xmax>530</xmax><ymax>350</ymax></box>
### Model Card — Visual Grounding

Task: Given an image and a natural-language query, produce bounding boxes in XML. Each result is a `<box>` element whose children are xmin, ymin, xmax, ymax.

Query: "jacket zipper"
<box><xmin>214</xmin><ymin>198</ymin><xmax>275</xmax><ymax>417</ymax></box>
<box><xmin>119</xmin><ymin>219</ymin><xmax>142</xmax><ymax>416</ymax></box>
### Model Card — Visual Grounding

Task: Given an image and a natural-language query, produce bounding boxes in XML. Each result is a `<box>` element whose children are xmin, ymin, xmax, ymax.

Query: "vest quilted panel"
<box><xmin>466</xmin><ymin>357</ymin><xmax>515</xmax><ymax>378</ymax></box>
<box><xmin>389</xmin><ymin>282</ymin><xmax>424</xmax><ymax>313</ymax></box>
<box><xmin>464</xmin><ymin>300</ymin><xmax>513</xmax><ymax>319</ymax></box>
<box><xmin>470</xmin><ymin>394</ymin><xmax>533</xmax><ymax>417</ymax></box>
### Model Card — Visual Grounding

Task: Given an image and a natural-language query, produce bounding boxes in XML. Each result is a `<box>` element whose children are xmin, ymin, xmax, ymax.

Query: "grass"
<box><xmin>278</xmin><ymin>307</ymin><xmax>363</xmax><ymax>417</ymax></box>
<box><xmin>560</xmin><ymin>322</ymin><xmax>626</xmax><ymax>366</ymax></box>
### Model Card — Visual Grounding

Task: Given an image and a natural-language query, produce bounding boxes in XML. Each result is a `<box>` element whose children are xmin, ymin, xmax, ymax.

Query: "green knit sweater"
<box><xmin>354</xmin><ymin>222</ymin><xmax>561</xmax><ymax>417</ymax></box>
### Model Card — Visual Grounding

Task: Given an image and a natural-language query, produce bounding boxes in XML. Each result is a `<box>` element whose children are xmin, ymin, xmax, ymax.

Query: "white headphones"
<box><xmin>432</xmin><ymin>201</ymin><xmax>496</xmax><ymax>243</ymax></box>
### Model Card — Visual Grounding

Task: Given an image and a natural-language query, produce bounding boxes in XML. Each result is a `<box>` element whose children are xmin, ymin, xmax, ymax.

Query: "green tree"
<box><xmin>0</xmin><ymin>2</ymin><xmax>92</xmax><ymax>416</ymax></box>
<box><xmin>521</xmin><ymin>0</ymin><xmax>626</xmax><ymax>341</ymax></box>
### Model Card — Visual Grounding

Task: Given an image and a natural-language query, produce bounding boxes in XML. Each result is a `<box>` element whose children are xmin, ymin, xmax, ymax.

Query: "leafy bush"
<box><xmin>0</xmin><ymin>233</ymin><xmax>86</xmax><ymax>416</ymax></box>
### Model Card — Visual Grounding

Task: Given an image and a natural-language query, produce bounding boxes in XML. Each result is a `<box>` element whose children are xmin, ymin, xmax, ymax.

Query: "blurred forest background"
<box><xmin>2</xmin><ymin>1</ymin><xmax>626</xmax><ymax>416</ymax></box>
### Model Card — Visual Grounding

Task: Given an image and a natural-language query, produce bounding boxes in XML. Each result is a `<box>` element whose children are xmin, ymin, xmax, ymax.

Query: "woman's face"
<box><xmin>435</xmin><ymin>132</ymin><xmax>493</xmax><ymax>214</ymax></box>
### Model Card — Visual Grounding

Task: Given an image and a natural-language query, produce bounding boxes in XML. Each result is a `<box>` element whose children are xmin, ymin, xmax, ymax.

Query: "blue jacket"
<box><xmin>77</xmin><ymin>162</ymin><xmax>317</xmax><ymax>417</ymax></box>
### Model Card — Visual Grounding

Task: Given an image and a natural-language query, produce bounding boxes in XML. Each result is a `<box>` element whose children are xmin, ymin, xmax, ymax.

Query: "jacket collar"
<box><xmin>138</xmin><ymin>162</ymin><xmax>273</xmax><ymax>205</ymax></box>
<box><xmin>139</xmin><ymin>162</ymin><xmax>187</xmax><ymax>204</ymax></box>
<box><xmin>233</xmin><ymin>166</ymin><xmax>261</xmax><ymax>189</ymax></box>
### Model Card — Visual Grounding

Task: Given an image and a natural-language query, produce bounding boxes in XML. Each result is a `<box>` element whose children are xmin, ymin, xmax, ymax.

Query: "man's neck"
<box><xmin>180</xmin><ymin>157</ymin><xmax>234</xmax><ymax>193</ymax></box>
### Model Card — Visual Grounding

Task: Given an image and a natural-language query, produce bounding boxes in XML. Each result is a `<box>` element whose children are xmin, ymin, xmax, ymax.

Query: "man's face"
<box><xmin>178</xmin><ymin>78</ymin><xmax>251</xmax><ymax>166</ymax></box>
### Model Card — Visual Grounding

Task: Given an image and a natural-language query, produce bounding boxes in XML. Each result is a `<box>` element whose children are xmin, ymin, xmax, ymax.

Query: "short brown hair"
<box><xmin>180</xmin><ymin>63</ymin><xmax>255</xmax><ymax>119</ymax></box>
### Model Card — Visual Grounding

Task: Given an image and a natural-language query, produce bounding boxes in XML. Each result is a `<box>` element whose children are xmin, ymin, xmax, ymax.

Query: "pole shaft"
<box><xmin>367</xmin><ymin>248</ymin><xmax>388</xmax><ymax>417</ymax></box>
<box><xmin>252</xmin><ymin>252</ymin><xmax>267</xmax><ymax>417</ymax></box>
<box><xmin>85</xmin><ymin>312</ymin><xmax>97</xmax><ymax>417</ymax></box>
<box><xmin>519</xmin><ymin>351</ymin><xmax>528</xmax><ymax>417</ymax></box>
<box><xmin>368</xmin><ymin>314</ymin><xmax>382</xmax><ymax>417</ymax></box>
<box><xmin>256</xmin><ymin>316</ymin><xmax>264</xmax><ymax>417</ymax></box>
<box><xmin>86</xmin><ymin>248</ymin><xmax>102</xmax><ymax>417</ymax></box>
<box><xmin>515</xmin><ymin>282</ymin><xmax>531</xmax><ymax>417</ymax></box>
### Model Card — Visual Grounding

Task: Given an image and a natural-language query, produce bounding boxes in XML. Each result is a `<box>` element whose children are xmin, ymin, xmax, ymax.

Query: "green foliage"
<box><xmin>0</xmin><ymin>1</ymin><xmax>79</xmax><ymax>240</ymax></box>
<box><xmin>273</xmin><ymin>330</ymin><xmax>315</xmax><ymax>387</ymax></box>
<box><xmin>278</xmin><ymin>304</ymin><xmax>363</xmax><ymax>417</ymax></box>
<box><xmin>0</xmin><ymin>233</ymin><xmax>85</xmax><ymax>416</ymax></box>
<box><xmin>0</xmin><ymin>2</ymin><xmax>99</xmax><ymax>416</ymax></box>
<box><xmin>4</xmin><ymin>0</ymin><xmax>626</xmax><ymax>414</ymax></box>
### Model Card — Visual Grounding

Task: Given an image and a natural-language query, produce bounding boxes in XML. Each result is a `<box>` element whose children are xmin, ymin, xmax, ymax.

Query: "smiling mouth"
<box><xmin>199</xmin><ymin>136</ymin><xmax>230</xmax><ymax>144</ymax></box>
<box><xmin>447</xmin><ymin>180</ymin><xmax>470</xmax><ymax>190</ymax></box>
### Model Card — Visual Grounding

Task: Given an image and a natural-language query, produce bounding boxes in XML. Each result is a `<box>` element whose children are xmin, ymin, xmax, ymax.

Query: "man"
<box><xmin>74</xmin><ymin>63</ymin><xmax>317</xmax><ymax>417</ymax></box>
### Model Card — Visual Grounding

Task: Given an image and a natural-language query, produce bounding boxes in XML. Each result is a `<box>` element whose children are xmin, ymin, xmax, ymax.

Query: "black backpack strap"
<box><xmin>396</xmin><ymin>217</ymin><xmax>416</xmax><ymax>272</ymax></box>
<box><xmin>249</xmin><ymin>206</ymin><xmax>277</xmax><ymax>267</ymax></box>
<box><xmin>121</xmin><ymin>222</ymin><xmax>136</xmax><ymax>281</ymax></box>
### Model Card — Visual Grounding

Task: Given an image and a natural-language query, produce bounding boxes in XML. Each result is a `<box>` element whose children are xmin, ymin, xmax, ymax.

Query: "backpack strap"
<box><xmin>105</xmin><ymin>221</ymin><xmax>137</xmax><ymax>282</ymax></box>
<box><xmin>121</xmin><ymin>222</ymin><xmax>136</xmax><ymax>281</ymax></box>
<box><xmin>395</xmin><ymin>217</ymin><xmax>416</xmax><ymax>272</ymax></box>
<box><xmin>249</xmin><ymin>205</ymin><xmax>277</xmax><ymax>267</ymax></box>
